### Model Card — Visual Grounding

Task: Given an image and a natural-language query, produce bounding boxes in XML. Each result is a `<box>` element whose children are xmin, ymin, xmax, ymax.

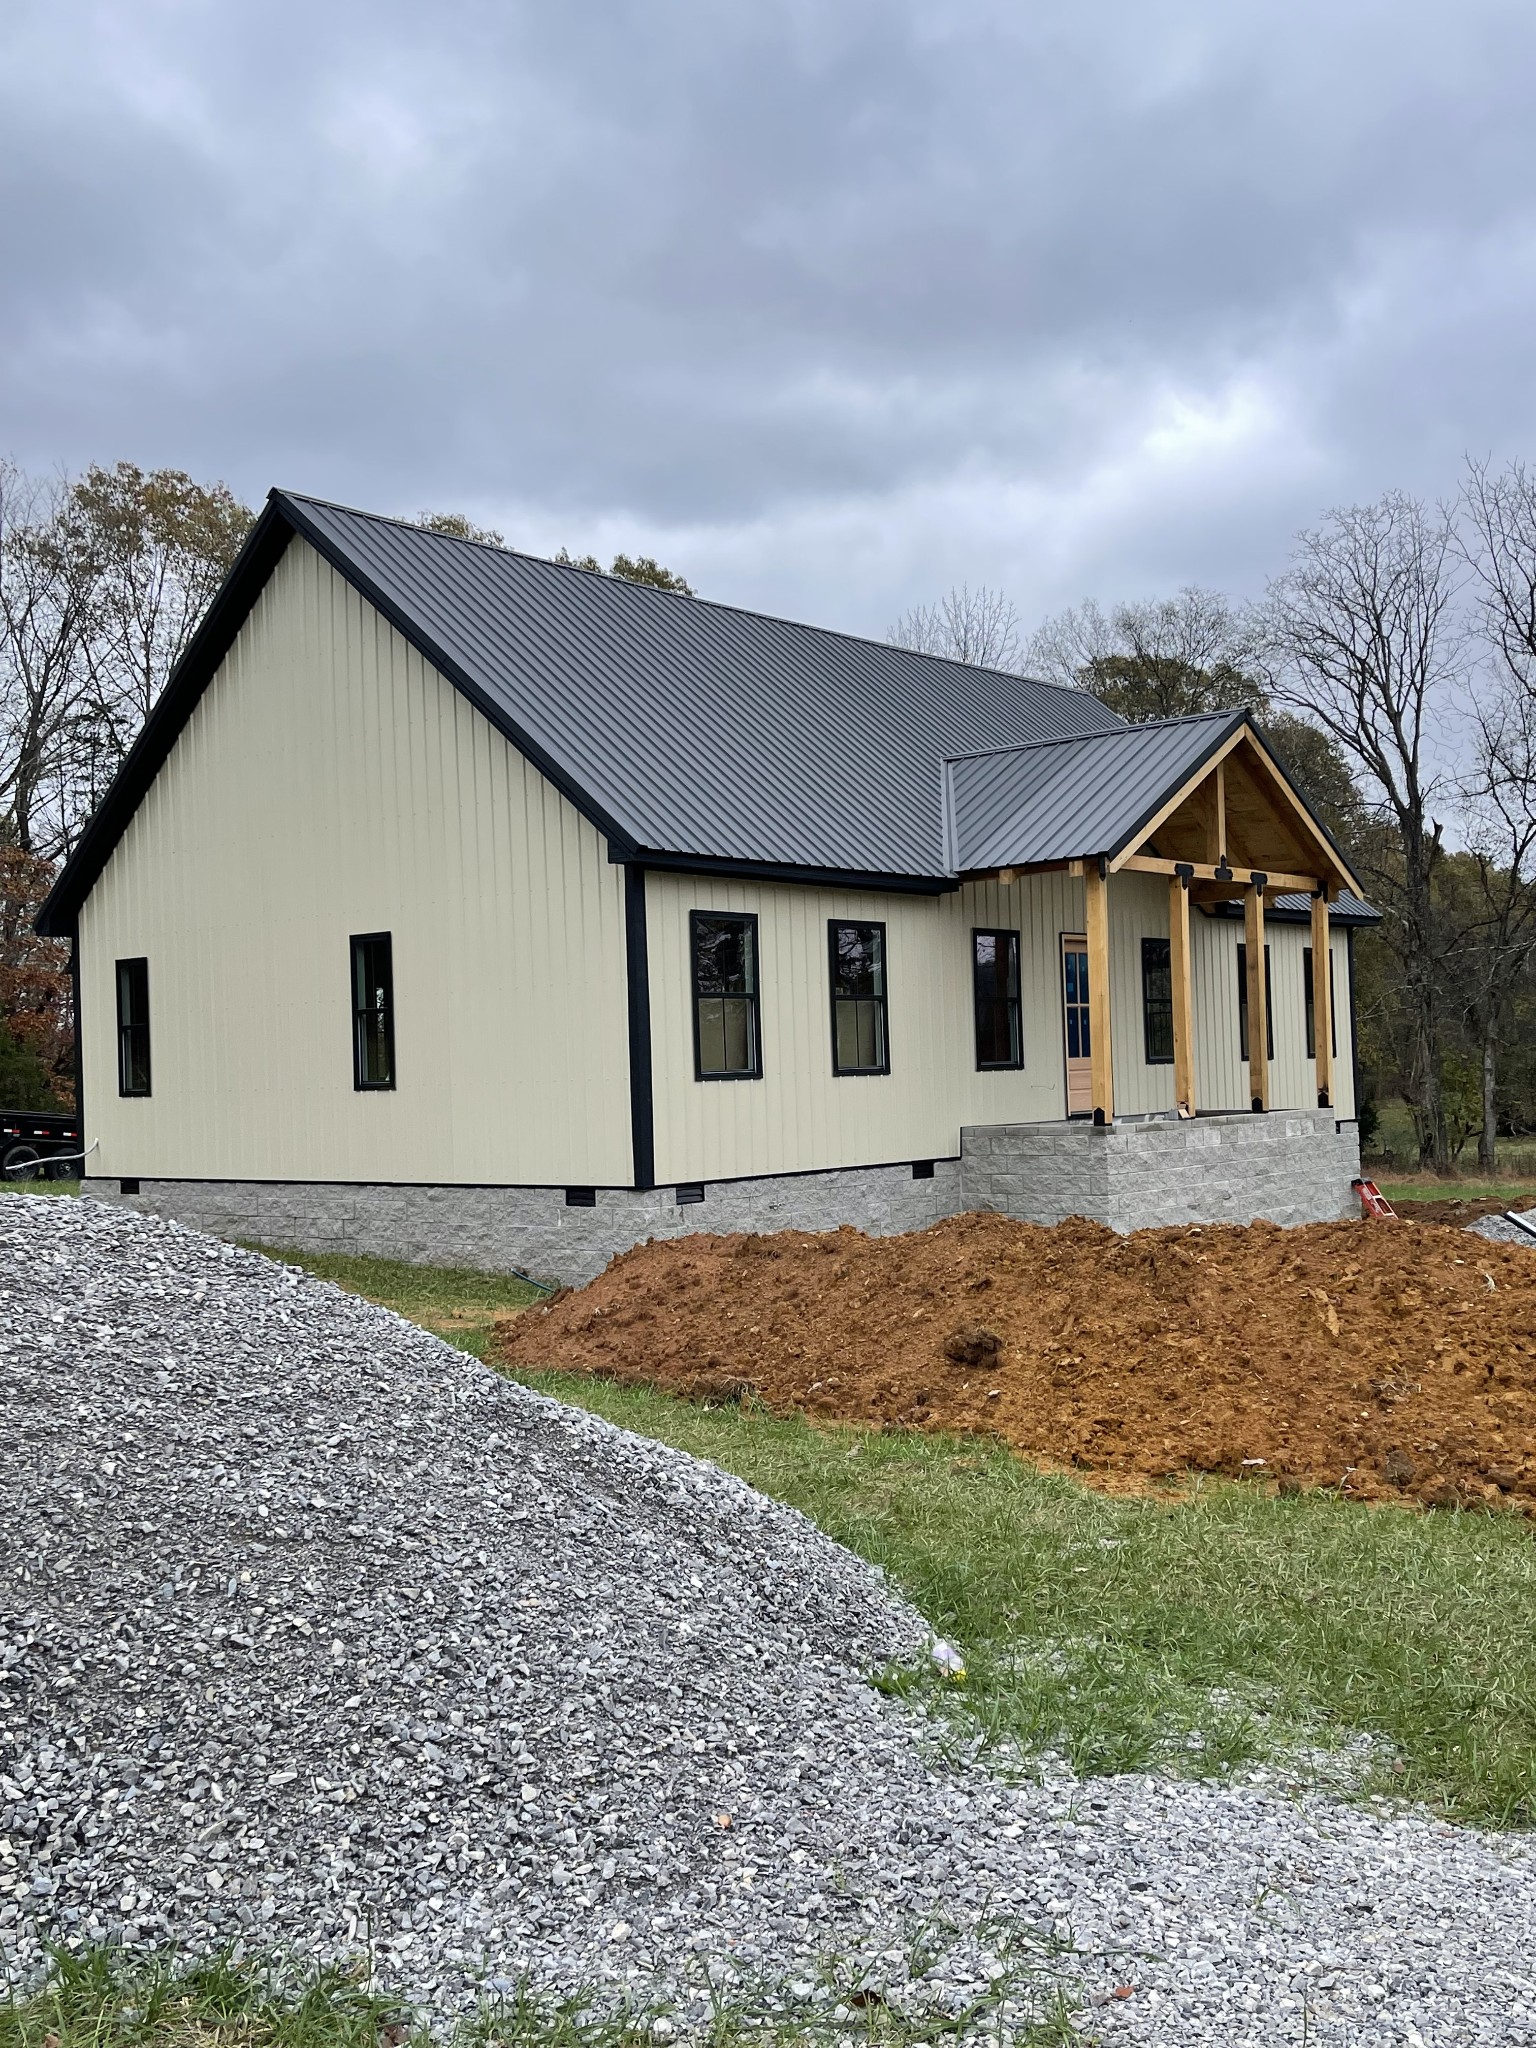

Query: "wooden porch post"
<box><xmin>1244</xmin><ymin>877</ymin><xmax>1269</xmax><ymax>1113</ymax></box>
<box><xmin>1311</xmin><ymin>888</ymin><xmax>1334</xmax><ymax>1109</ymax></box>
<box><xmin>1169</xmin><ymin>869</ymin><xmax>1196</xmax><ymax>1116</ymax></box>
<box><xmin>1084</xmin><ymin>859</ymin><xmax>1114</xmax><ymax>1125</ymax></box>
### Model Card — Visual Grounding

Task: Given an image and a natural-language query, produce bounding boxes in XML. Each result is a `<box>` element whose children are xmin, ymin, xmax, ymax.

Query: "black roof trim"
<box><xmin>37</xmin><ymin>490</ymin><xmax>648</xmax><ymax>935</ymax></box>
<box><xmin>37</xmin><ymin>504</ymin><xmax>295</xmax><ymax>935</ymax></box>
<box><xmin>276</xmin><ymin>493</ymin><xmax>640</xmax><ymax>861</ymax></box>
<box><xmin>626</xmin><ymin>849</ymin><xmax>959</xmax><ymax>896</ymax></box>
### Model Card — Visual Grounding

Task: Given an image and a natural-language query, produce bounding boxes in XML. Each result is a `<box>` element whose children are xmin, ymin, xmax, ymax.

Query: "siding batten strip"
<box><xmin>625</xmin><ymin>865</ymin><xmax>656</xmax><ymax>1190</ymax></box>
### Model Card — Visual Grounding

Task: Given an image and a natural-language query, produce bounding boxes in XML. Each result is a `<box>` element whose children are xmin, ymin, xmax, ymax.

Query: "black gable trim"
<box><xmin>37</xmin><ymin>504</ymin><xmax>296</xmax><ymax>935</ymax></box>
<box><xmin>274</xmin><ymin>493</ymin><xmax>640</xmax><ymax>864</ymax></box>
<box><xmin>36</xmin><ymin>491</ymin><xmax>641</xmax><ymax>937</ymax></box>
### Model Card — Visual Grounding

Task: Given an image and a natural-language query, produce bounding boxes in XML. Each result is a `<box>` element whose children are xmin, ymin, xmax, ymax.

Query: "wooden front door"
<box><xmin>1062</xmin><ymin>934</ymin><xmax>1093</xmax><ymax>1115</ymax></box>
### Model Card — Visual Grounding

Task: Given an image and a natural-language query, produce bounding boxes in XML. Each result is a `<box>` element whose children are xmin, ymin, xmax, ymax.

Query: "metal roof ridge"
<box><xmin>941</xmin><ymin>707</ymin><xmax>1243</xmax><ymax>767</ymax></box>
<box><xmin>271</xmin><ymin>488</ymin><xmax>1114</xmax><ymax>704</ymax></box>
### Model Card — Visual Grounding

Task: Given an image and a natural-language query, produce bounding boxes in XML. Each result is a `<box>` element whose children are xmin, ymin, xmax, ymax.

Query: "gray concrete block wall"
<box><xmin>82</xmin><ymin>1113</ymin><xmax>1358</xmax><ymax>1289</ymax></box>
<box><xmin>959</xmin><ymin>1111</ymin><xmax>1361</xmax><ymax>1231</ymax></box>
<box><xmin>82</xmin><ymin>1158</ymin><xmax>965</xmax><ymax>1288</ymax></box>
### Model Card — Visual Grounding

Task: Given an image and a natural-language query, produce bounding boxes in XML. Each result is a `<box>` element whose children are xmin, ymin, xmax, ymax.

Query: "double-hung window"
<box><xmin>829</xmin><ymin>921</ymin><xmax>889</xmax><ymax>1075</ymax></box>
<box><xmin>1236</xmin><ymin>942</ymin><xmax>1274</xmax><ymax>1064</ymax></box>
<box><xmin>1140</xmin><ymin>937</ymin><xmax>1174</xmax><ymax>1064</ymax></box>
<box><xmin>973</xmin><ymin>929</ymin><xmax>1021</xmax><ymax>1068</ymax></box>
<box><xmin>351</xmin><ymin>933</ymin><xmax>396</xmax><ymax>1089</ymax></box>
<box><xmin>116</xmin><ymin>958</ymin><xmax>151</xmax><ymax>1097</ymax></box>
<box><xmin>691</xmin><ymin>912</ymin><xmax>761</xmax><ymax>1079</ymax></box>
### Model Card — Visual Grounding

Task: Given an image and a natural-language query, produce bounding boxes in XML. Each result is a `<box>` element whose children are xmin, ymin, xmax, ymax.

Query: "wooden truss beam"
<box><xmin>1118</xmin><ymin>852</ymin><xmax>1326</xmax><ymax>895</ymax></box>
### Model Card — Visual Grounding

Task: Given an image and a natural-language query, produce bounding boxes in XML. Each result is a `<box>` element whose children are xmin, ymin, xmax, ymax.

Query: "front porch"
<box><xmin>945</xmin><ymin>708</ymin><xmax>1364</xmax><ymax>1130</ymax></box>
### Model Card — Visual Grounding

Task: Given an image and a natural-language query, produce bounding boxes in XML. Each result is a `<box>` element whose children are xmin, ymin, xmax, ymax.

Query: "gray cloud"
<box><xmin>5</xmin><ymin>0</ymin><xmax>1536</xmax><ymax>633</ymax></box>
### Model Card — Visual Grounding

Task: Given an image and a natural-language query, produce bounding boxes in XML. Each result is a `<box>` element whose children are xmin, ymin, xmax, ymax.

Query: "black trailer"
<box><xmin>1</xmin><ymin>1110</ymin><xmax>85</xmax><ymax>1180</ymax></box>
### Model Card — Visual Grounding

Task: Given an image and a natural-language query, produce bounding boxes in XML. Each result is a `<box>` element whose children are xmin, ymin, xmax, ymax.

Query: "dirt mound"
<box><xmin>499</xmin><ymin>1213</ymin><xmax>1536</xmax><ymax>1513</ymax></box>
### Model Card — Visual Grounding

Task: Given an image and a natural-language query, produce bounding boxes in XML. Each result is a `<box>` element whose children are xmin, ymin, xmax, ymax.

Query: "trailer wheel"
<box><xmin>2</xmin><ymin>1143</ymin><xmax>43</xmax><ymax>1182</ymax></box>
<box><xmin>43</xmin><ymin>1154</ymin><xmax>76</xmax><ymax>1180</ymax></box>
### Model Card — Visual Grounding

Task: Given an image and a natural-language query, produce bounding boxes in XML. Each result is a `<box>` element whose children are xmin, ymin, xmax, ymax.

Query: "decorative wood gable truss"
<box><xmin>943</xmin><ymin>711</ymin><xmax>1367</xmax><ymax>1127</ymax></box>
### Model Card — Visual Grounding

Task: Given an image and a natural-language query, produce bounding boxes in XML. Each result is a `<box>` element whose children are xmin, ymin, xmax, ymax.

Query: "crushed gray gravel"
<box><xmin>4</xmin><ymin>1193</ymin><xmax>1536</xmax><ymax>2045</ymax></box>
<box><xmin>1468</xmin><ymin>1208</ymin><xmax>1536</xmax><ymax>1247</ymax></box>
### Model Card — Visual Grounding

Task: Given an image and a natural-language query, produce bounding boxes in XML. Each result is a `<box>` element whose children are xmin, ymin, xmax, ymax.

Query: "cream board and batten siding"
<box><xmin>646</xmin><ymin>868</ymin><xmax>1355</xmax><ymax>1184</ymax></box>
<box><xmin>78</xmin><ymin>537</ymin><xmax>632</xmax><ymax>1186</ymax></box>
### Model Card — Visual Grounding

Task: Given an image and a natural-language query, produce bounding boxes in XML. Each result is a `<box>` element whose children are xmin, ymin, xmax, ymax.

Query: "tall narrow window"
<box><xmin>1236</xmin><ymin>942</ymin><xmax>1274</xmax><ymax>1064</ymax></box>
<box><xmin>1303</xmin><ymin>946</ymin><xmax>1338</xmax><ymax>1060</ymax></box>
<box><xmin>829</xmin><ymin>921</ymin><xmax>889</xmax><ymax>1075</ymax></box>
<box><xmin>691</xmin><ymin>912</ymin><xmax>761</xmax><ymax>1079</ymax></box>
<box><xmin>116</xmin><ymin>958</ymin><xmax>150</xmax><ymax>1097</ymax></box>
<box><xmin>351</xmin><ymin>933</ymin><xmax>396</xmax><ymax>1090</ymax></box>
<box><xmin>1141</xmin><ymin>937</ymin><xmax>1174</xmax><ymax>1065</ymax></box>
<box><xmin>973</xmin><ymin>929</ymin><xmax>1022</xmax><ymax>1069</ymax></box>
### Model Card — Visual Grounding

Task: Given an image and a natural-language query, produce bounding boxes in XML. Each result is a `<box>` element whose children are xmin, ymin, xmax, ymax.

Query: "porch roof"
<box><xmin>943</xmin><ymin>708</ymin><xmax>1367</xmax><ymax>901</ymax></box>
<box><xmin>944</xmin><ymin>710</ymin><xmax>1245</xmax><ymax>872</ymax></box>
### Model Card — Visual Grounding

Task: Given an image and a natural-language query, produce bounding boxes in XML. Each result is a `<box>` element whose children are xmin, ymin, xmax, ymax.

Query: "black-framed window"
<box><xmin>691</xmin><ymin>911</ymin><xmax>761</xmax><ymax>1079</ymax></box>
<box><xmin>829</xmin><ymin>920</ymin><xmax>889</xmax><ymax>1075</ymax></box>
<box><xmin>1141</xmin><ymin>937</ymin><xmax>1174</xmax><ymax>1065</ymax></box>
<box><xmin>973</xmin><ymin>929</ymin><xmax>1022</xmax><ymax>1069</ymax></box>
<box><xmin>115</xmin><ymin>957</ymin><xmax>150</xmax><ymax>1097</ymax></box>
<box><xmin>1236</xmin><ymin>942</ymin><xmax>1274</xmax><ymax>1064</ymax></box>
<box><xmin>351</xmin><ymin>933</ymin><xmax>396</xmax><ymax>1090</ymax></box>
<box><xmin>1303</xmin><ymin>946</ymin><xmax>1338</xmax><ymax>1060</ymax></box>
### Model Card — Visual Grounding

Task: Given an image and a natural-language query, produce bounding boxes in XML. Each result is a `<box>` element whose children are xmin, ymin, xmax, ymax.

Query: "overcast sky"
<box><xmin>5</xmin><ymin>0</ymin><xmax>1536</xmax><ymax>638</ymax></box>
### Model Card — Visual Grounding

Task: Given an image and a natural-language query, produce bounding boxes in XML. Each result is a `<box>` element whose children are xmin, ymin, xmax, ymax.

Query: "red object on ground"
<box><xmin>1353</xmin><ymin>1178</ymin><xmax>1398</xmax><ymax>1219</ymax></box>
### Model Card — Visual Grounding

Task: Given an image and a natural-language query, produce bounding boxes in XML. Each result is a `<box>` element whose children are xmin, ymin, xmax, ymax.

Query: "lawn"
<box><xmin>264</xmin><ymin>1243</ymin><xmax>1536</xmax><ymax>1831</ymax></box>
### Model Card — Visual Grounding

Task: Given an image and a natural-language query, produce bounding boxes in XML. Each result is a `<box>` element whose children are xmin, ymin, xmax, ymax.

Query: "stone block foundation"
<box><xmin>82</xmin><ymin>1159</ymin><xmax>965</xmax><ymax>1289</ymax></box>
<box><xmin>959</xmin><ymin>1111</ymin><xmax>1361</xmax><ymax>1232</ymax></box>
<box><xmin>83</xmin><ymin>1112</ymin><xmax>1359</xmax><ymax>1288</ymax></box>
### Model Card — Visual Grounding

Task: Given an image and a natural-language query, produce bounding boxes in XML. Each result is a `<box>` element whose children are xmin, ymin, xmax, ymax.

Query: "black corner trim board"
<box><xmin>625</xmin><ymin>864</ymin><xmax>656</xmax><ymax>1191</ymax></box>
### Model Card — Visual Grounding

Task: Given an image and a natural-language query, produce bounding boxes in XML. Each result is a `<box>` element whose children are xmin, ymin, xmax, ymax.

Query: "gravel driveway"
<box><xmin>3</xmin><ymin>1194</ymin><xmax>1535</xmax><ymax>2044</ymax></box>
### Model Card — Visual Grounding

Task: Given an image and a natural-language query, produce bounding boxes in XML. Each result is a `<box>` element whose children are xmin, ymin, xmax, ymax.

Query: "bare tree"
<box><xmin>72</xmin><ymin>463</ymin><xmax>252</xmax><ymax>778</ymax></box>
<box><xmin>1256</xmin><ymin>494</ymin><xmax>1465</xmax><ymax>1169</ymax></box>
<box><xmin>0</xmin><ymin>464</ymin><xmax>95</xmax><ymax>856</ymax></box>
<box><xmin>890</xmin><ymin>584</ymin><xmax>1021</xmax><ymax>671</ymax></box>
<box><xmin>1453</xmin><ymin>684</ymin><xmax>1536</xmax><ymax>1168</ymax></box>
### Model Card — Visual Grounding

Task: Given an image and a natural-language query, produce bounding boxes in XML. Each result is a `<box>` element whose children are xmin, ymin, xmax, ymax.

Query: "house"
<box><xmin>39</xmin><ymin>493</ymin><xmax>1375</xmax><ymax>1285</ymax></box>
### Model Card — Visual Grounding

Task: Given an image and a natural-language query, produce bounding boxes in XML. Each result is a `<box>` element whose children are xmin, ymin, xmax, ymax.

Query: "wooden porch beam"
<box><xmin>1169</xmin><ymin>872</ymin><xmax>1196</xmax><ymax>1117</ymax></box>
<box><xmin>1083</xmin><ymin>860</ymin><xmax>1115</xmax><ymax>1126</ymax></box>
<box><xmin>1120</xmin><ymin>852</ymin><xmax>1324</xmax><ymax>894</ymax></box>
<box><xmin>1244</xmin><ymin>881</ymin><xmax>1269</xmax><ymax>1114</ymax></box>
<box><xmin>1311</xmin><ymin>890</ymin><xmax>1334</xmax><ymax>1110</ymax></box>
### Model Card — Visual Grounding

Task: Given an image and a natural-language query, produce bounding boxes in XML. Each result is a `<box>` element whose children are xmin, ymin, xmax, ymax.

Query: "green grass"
<box><xmin>255</xmin><ymin>1241</ymin><xmax>1536</xmax><ymax>1829</ymax></box>
<box><xmin>0</xmin><ymin>1176</ymin><xmax>80</xmax><ymax>1197</ymax></box>
<box><xmin>1379</xmin><ymin>1178</ymin><xmax>1536</xmax><ymax>1206</ymax></box>
<box><xmin>244</xmin><ymin>1245</ymin><xmax>548</xmax><ymax>1359</ymax></box>
<box><xmin>0</xmin><ymin>1942</ymin><xmax>1081</xmax><ymax>2048</ymax></box>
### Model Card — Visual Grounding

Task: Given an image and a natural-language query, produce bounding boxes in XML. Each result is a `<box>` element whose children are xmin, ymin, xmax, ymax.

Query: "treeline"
<box><xmin>894</xmin><ymin>468</ymin><xmax>1536</xmax><ymax>1171</ymax></box>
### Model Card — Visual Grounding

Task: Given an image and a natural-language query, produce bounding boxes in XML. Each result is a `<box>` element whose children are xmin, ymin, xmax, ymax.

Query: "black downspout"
<box><xmin>1346</xmin><ymin>925</ymin><xmax>1363</xmax><ymax>1133</ymax></box>
<box><xmin>69</xmin><ymin>929</ymin><xmax>86</xmax><ymax>1171</ymax></box>
<box><xmin>624</xmin><ymin>864</ymin><xmax>655</xmax><ymax>1192</ymax></box>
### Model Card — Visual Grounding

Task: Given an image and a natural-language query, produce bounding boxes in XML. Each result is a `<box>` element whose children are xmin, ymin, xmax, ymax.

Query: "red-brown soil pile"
<box><xmin>498</xmin><ymin>1214</ymin><xmax>1536</xmax><ymax>1511</ymax></box>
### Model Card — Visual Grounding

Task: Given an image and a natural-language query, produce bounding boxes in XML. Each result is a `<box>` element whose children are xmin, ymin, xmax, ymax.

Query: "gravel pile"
<box><xmin>1468</xmin><ymin>1208</ymin><xmax>1536</xmax><ymax>1248</ymax></box>
<box><xmin>4</xmin><ymin>1194</ymin><xmax>1536</xmax><ymax>2044</ymax></box>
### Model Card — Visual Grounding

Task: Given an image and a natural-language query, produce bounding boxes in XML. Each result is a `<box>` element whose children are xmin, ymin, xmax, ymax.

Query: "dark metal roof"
<box><xmin>944</xmin><ymin>712</ymin><xmax>1244</xmax><ymax>872</ymax></box>
<box><xmin>282</xmin><ymin>493</ymin><xmax>1123</xmax><ymax>880</ymax></box>
<box><xmin>37</xmin><ymin>488</ymin><xmax>1370</xmax><ymax>934</ymax></box>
